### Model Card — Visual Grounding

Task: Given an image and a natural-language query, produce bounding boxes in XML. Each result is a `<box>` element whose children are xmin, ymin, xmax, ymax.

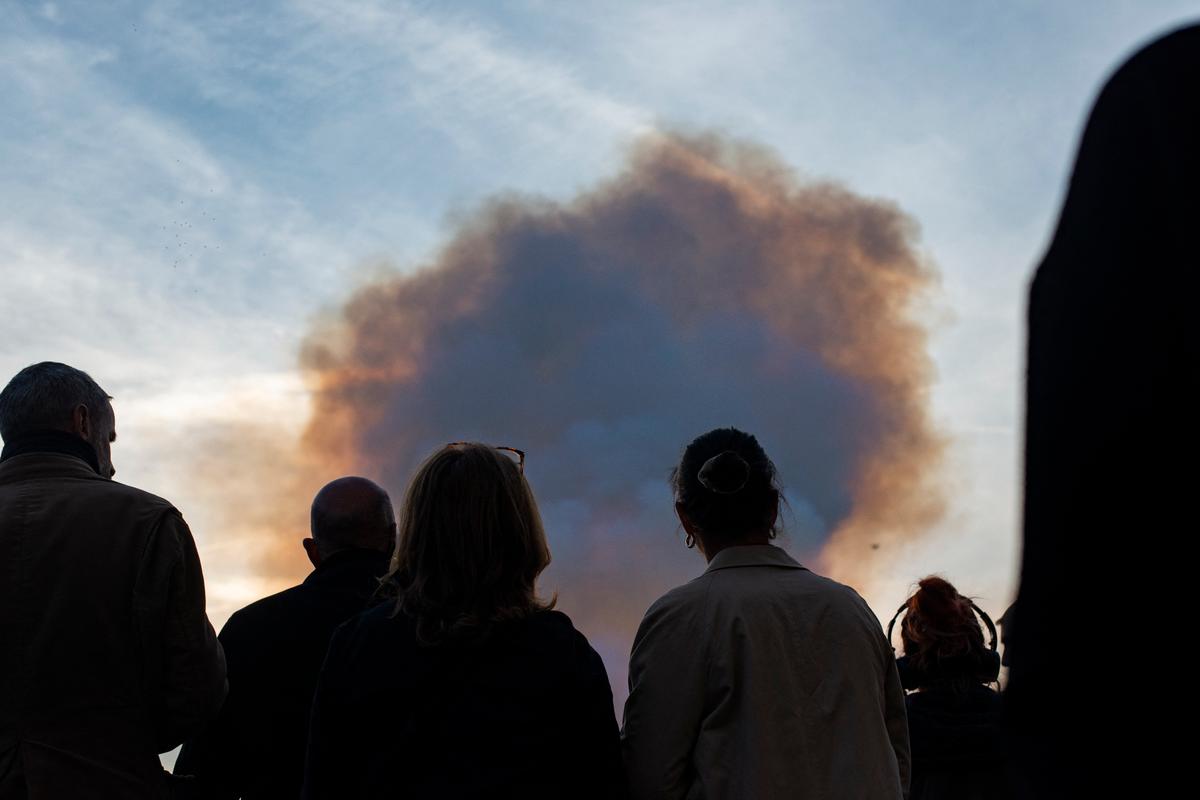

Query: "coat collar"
<box><xmin>303</xmin><ymin>547</ymin><xmax>391</xmax><ymax>588</ymax></box>
<box><xmin>703</xmin><ymin>543</ymin><xmax>808</xmax><ymax>573</ymax></box>
<box><xmin>1</xmin><ymin>429</ymin><xmax>101</xmax><ymax>474</ymax></box>
<box><xmin>0</xmin><ymin>451</ymin><xmax>108</xmax><ymax>486</ymax></box>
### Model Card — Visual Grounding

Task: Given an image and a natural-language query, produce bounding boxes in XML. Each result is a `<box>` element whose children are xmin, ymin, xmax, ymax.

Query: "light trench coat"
<box><xmin>621</xmin><ymin>544</ymin><xmax>909</xmax><ymax>800</ymax></box>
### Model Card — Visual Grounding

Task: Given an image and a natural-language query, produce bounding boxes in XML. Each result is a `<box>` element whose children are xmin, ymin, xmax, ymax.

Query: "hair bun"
<box><xmin>697</xmin><ymin>450</ymin><xmax>751</xmax><ymax>494</ymax></box>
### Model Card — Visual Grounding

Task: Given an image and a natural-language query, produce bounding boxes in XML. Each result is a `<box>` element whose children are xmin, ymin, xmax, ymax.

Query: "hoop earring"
<box><xmin>685</xmin><ymin>532</ymin><xmax>696</xmax><ymax>549</ymax></box>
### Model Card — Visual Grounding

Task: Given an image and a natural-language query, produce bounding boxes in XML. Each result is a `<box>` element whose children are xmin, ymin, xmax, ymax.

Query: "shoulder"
<box><xmin>523</xmin><ymin>610</ymin><xmax>611</xmax><ymax>687</ymax></box>
<box><xmin>700</xmin><ymin>556</ymin><xmax>869</xmax><ymax>613</ymax></box>
<box><xmin>109</xmin><ymin>479</ymin><xmax>175</xmax><ymax>508</ymax></box>
<box><xmin>77</xmin><ymin>474</ymin><xmax>176</xmax><ymax>512</ymax></box>
<box><xmin>630</xmin><ymin>577</ymin><xmax>713</xmax><ymax>648</ymax></box>
<box><xmin>221</xmin><ymin>582</ymin><xmax>312</xmax><ymax>635</ymax></box>
<box><xmin>339</xmin><ymin>598</ymin><xmax>403</xmax><ymax>636</ymax></box>
<box><xmin>309</xmin><ymin>602</ymin><xmax>409</xmax><ymax>679</ymax></box>
<box><xmin>647</xmin><ymin>574</ymin><xmax>712</xmax><ymax>616</ymax></box>
<box><xmin>0</xmin><ymin>455</ymin><xmax>180</xmax><ymax>518</ymax></box>
<box><xmin>522</xmin><ymin>609</ymin><xmax>597</xmax><ymax>653</ymax></box>
<box><xmin>335</xmin><ymin>600</ymin><xmax>418</xmax><ymax>653</ymax></box>
<box><xmin>92</xmin><ymin>478</ymin><xmax>189</xmax><ymax>533</ymax></box>
<box><xmin>795</xmin><ymin>569</ymin><xmax>881</xmax><ymax>620</ymax></box>
<box><xmin>829</xmin><ymin>576</ymin><xmax>877</xmax><ymax>613</ymax></box>
<box><xmin>487</xmin><ymin>610</ymin><xmax>605</xmax><ymax>668</ymax></box>
<box><xmin>71</xmin><ymin>479</ymin><xmax>195</xmax><ymax>555</ymax></box>
<box><xmin>525</xmin><ymin>607</ymin><xmax>577</xmax><ymax>634</ymax></box>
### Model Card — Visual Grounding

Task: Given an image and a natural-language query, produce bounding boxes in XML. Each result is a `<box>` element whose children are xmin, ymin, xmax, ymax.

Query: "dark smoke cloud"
<box><xmin>298</xmin><ymin>132</ymin><xmax>944</xmax><ymax>694</ymax></box>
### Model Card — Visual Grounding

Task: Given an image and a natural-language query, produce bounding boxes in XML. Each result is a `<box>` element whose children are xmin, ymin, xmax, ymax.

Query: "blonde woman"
<box><xmin>302</xmin><ymin>443</ymin><xmax>623</xmax><ymax>799</ymax></box>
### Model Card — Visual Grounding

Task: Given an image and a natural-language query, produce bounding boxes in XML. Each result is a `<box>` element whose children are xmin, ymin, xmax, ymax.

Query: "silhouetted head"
<box><xmin>0</xmin><ymin>361</ymin><xmax>116</xmax><ymax>478</ymax></box>
<box><xmin>900</xmin><ymin>576</ymin><xmax>993</xmax><ymax>689</ymax></box>
<box><xmin>304</xmin><ymin>476</ymin><xmax>396</xmax><ymax>567</ymax></box>
<box><xmin>671</xmin><ymin>427</ymin><xmax>781</xmax><ymax>559</ymax></box>
<box><xmin>384</xmin><ymin>442</ymin><xmax>553</xmax><ymax>643</ymax></box>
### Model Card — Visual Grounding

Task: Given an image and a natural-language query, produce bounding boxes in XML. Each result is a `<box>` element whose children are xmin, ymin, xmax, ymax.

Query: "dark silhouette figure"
<box><xmin>1012</xmin><ymin>24</ymin><xmax>1200</xmax><ymax>797</ymax></box>
<box><xmin>175</xmin><ymin>477</ymin><xmax>396</xmax><ymax>799</ymax></box>
<box><xmin>0</xmin><ymin>362</ymin><xmax>225</xmax><ymax>799</ymax></box>
<box><xmin>621</xmin><ymin>428</ymin><xmax>909</xmax><ymax>799</ymax></box>
<box><xmin>890</xmin><ymin>577</ymin><xmax>1010</xmax><ymax>800</ymax></box>
<box><xmin>301</xmin><ymin>443</ymin><xmax>623</xmax><ymax>800</ymax></box>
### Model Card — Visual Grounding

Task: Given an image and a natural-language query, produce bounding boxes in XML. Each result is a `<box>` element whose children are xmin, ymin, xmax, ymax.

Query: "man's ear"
<box><xmin>302</xmin><ymin>537</ymin><xmax>322</xmax><ymax>569</ymax></box>
<box><xmin>71</xmin><ymin>403</ymin><xmax>91</xmax><ymax>441</ymax></box>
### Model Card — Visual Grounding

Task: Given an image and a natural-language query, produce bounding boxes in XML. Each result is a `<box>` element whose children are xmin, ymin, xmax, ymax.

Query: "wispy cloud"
<box><xmin>294</xmin><ymin>0</ymin><xmax>651</xmax><ymax>151</ymax></box>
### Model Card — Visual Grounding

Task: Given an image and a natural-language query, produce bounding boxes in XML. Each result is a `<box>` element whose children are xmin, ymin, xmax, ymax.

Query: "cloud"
<box><xmin>289</xmin><ymin>131</ymin><xmax>945</xmax><ymax>696</ymax></box>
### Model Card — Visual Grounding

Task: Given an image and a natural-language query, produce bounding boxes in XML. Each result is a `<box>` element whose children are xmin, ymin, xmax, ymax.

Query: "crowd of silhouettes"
<box><xmin>0</xmin><ymin>360</ymin><xmax>1014</xmax><ymax>800</ymax></box>
<box><xmin>1</xmin><ymin>22</ymin><xmax>1196</xmax><ymax>800</ymax></box>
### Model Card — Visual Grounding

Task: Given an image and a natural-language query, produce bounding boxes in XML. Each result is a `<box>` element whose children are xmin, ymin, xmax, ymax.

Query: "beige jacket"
<box><xmin>0</xmin><ymin>452</ymin><xmax>226</xmax><ymax>800</ymax></box>
<box><xmin>622</xmin><ymin>545</ymin><xmax>909</xmax><ymax>800</ymax></box>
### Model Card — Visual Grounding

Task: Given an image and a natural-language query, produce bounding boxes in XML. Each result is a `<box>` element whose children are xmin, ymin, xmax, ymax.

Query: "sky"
<box><xmin>3</xmin><ymin>0</ymin><xmax>1197</xmax><ymax>761</ymax></box>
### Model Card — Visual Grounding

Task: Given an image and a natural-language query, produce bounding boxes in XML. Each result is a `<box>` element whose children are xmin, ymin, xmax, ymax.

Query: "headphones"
<box><xmin>886</xmin><ymin>598</ymin><xmax>1001</xmax><ymax>689</ymax></box>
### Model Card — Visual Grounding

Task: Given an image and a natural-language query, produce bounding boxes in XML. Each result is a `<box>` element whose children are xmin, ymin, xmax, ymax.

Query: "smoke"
<box><xmin>295</xmin><ymin>131</ymin><xmax>944</xmax><ymax>693</ymax></box>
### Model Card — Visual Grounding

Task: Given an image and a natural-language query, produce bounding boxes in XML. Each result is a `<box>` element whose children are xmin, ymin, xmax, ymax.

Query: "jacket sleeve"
<box><xmin>881</xmin><ymin>636</ymin><xmax>911</xmax><ymax>798</ymax></box>
<box><xmin>621</xmin><ymin>592</ymin><xmax>707</xmax><ymax>800</ymax></box>
<box><xmin>301</xmin><ymin>622</ymin><xmax>351</xmax><ymax>800</ymax></box>
<box><xmin>565</xmin><ymin>631</ymin><xmax>626</xmax><ymax>800</ymax></box>
<box><xmin>134</xmin><ymin>508</ymin><xmax>227</xmax><ymax>753</ymax></box>
<box><xmin>172</xmin><ymin>617</ymin><xmax>246</xmax><ymax>799</ymax></box>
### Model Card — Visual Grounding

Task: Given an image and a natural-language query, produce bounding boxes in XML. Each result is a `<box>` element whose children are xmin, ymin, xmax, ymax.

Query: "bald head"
<box><xmin>309</xmin><ymin>476</ymin><xmax>395</xmax><ymax>558</ymax></box>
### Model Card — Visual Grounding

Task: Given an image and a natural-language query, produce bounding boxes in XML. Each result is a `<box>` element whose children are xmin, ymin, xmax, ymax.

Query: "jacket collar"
<box><xmin>1</xmin><ymin>429</ymin><xmax>101</xmax><ymax>474</ymax></box>
<box><xmin>0</xmin><ymin>451</ymin><xmax>108</xmax><ymax>486</ymax></box>
<box><xmin>704</xmin><ymin>543</ymin><xmax>808</xmax><ymax>573</ymax></box>
<box><xmin>303</xmin><ymin>547</ymin><xmax>391</xmax><ymax>588</ymax></box>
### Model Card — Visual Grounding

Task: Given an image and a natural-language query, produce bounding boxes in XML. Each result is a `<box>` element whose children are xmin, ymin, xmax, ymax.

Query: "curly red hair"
<box><xmin>900</xmin><ymin>576</ymin><xmax>987</xmax><ymax>674</ymax></box>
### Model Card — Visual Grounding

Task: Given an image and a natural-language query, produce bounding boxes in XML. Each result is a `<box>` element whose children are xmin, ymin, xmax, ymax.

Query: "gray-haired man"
<box><xmin>0</xmin><ymin>362</ymin><xmax>226</xmax><ymax>800</ymax></box>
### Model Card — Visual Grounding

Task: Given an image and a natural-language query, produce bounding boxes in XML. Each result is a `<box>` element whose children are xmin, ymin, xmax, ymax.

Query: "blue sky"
<box><xmin>3</xmin><ymin>0</ymin><xmax>1196</xmax><ymax>635</ymax></box>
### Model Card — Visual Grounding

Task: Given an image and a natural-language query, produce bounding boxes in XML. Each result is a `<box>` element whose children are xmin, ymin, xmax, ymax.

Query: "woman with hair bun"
<box><xmin>621</xmin><ymin>427</ymin><xmax>910</xmax><ymax>799</ymax></box>
<box><xmin>302</xmin><ymin>443</ymin><xmax>623</xmax><ymax>799</ymax></box>
<box><xmin>896</xmin><ymin>577</ymin><xmax>1010</xmax><ymax>800</ymax></box>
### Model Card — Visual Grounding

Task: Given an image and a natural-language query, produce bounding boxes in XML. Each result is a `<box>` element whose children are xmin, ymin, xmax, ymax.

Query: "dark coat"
<box><xmin>906</xmin><ymin>686</ymin><xmax>1010</xmax><ymax>800</ymax></box>
<box><xmin>175</xmin><ymin>548</ymin><xmax>390</xmax><ymax>800</ymax></box>
<box><xmin>0</xmin><ymin>452</ymin><xmax>226</xmax><ymax>800</ymax></box>
<box><xmin>1012</xmin><ymin>23</ymin><xmax>1200</xmax><ymax>798</ymax></box>
<box><xmin>302</xmin><ymin>606</ymin><xmax>624</xmax><ymax>800</ymax></box>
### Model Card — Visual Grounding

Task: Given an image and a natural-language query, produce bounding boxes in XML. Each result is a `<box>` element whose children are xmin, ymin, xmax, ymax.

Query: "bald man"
<box><xmin>175</xmin><ymin>477</ymin><xmax>395</xmax><ymax>800</ymax></box>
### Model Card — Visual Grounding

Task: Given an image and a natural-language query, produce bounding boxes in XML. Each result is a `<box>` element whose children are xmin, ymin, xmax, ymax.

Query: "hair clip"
<box><xmin>697</xmin><ymin>450</ymin><xmax>750</xmax><ymax>494</ymax></box>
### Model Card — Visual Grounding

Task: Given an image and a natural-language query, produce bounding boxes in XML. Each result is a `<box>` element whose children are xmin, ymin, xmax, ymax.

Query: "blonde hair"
<box><xmin>383</xmin><ymin>442</ymin><xmax>554</xmax><ymax>643</ymax></box>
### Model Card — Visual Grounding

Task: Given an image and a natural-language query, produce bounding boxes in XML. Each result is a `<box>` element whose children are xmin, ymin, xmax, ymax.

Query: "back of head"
<box><xmin>671</xmin><ymin>427</ymin><xmax>781</xmax><ymax>547</ymax></box>
<box><xmin>900</xmin><ymin>576</ymin><xmax>989</xmax><ymax>686</ymax></box>
<box><xmin>386</xmin><ymin>443</ymin><xmax>553</xmax><ymax>643</ymax></box>
<box><xmin>310</xmin><ymin>476</ymin><xmax>396</xmax><ymax>558</ymax></box>
<box><xmin>0</xmin><ymin>361</ymin><xmax>111</xmax><ymax>443</ymax></box>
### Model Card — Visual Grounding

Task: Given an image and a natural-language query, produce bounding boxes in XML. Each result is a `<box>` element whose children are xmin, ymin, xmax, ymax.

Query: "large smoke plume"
<box><xmin>289</xmin><ymin>132</ymin><xmax>942</xmax><ymax>691</ymax></box>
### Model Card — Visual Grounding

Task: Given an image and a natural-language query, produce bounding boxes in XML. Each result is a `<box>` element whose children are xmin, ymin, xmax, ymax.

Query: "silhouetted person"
<box><xmin>302</xmin><ymin>443</ymin><xmax>623</xmax><ymax>800</ymax></box>
<box><xmin>175</xmin><ymin>477</ymin><xmax>396</xmax><ymax>799</ymax></box>
<box><xmin>891</xmin><ymin>577</ymin><xmax>1010</xmax><ymax>800</ymax></box>
<box><xmin>1012</xmin><ymin>24</ymin><xmax>1200</xmax><ymax>797</ymax></box>
<box><xmin>0</xmin><ymin>362</ymin><xmax>225</xmax><ymax>799</ymax></box>
<box><xmin>621</xmin><ymin>428</ymin><xmax>909</xmax><ymax>799</ymax></box>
